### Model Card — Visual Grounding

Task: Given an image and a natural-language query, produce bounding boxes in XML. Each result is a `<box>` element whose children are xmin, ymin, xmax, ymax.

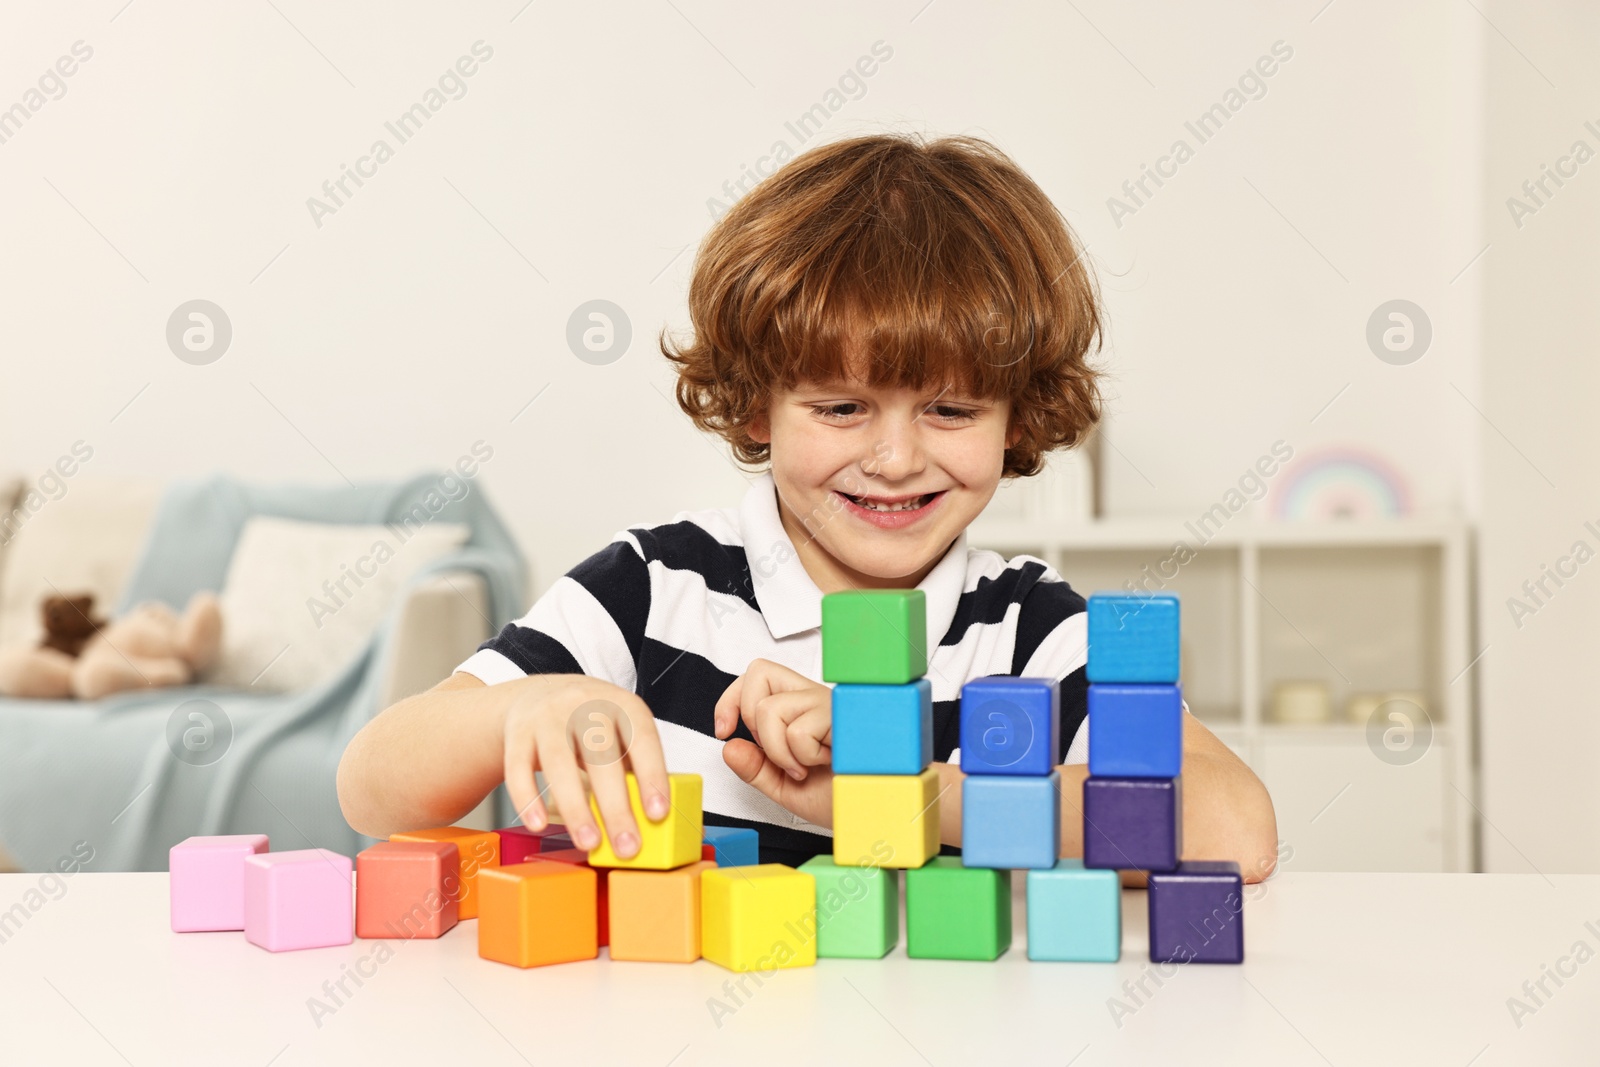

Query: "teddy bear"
<box><xmin>0</xmin><ymin>591</ymin><xmax>223</xmax><ymax>700</ymax></box>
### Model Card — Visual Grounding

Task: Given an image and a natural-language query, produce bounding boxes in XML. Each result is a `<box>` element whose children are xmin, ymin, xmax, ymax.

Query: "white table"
<box><xmin>0</xmin><ymin>871</ymin><xmax>1592</xmax><ymax>1064</ymax></box>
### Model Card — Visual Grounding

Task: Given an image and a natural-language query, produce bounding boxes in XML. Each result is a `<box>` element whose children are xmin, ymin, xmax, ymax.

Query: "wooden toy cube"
<box><xmin>496</xmin><ymin>824</ymin><xmax>573</xmax><ymax>865</ymax></box>
<box><xmin>1148</xmin><ymin>861</ymin><xmax>1244</xmax><ymax>964</ymax></box>
<box><xmin>477</xmin><ymin>860</ymin><xmax>598</xmax><ymax>968</ymax></box>
<box><xmin>608</xmin><ymin>860</ymin><xmax>717</xmax><ymax>962</ymax></box>
<box><xmin>701</xmin><ymin>864</ymin><xmax>817</xmax><ymax>972</ymax></box>
<box><xmin>389</xmin><ymin>826</ymin><xmax>500</xmax><ymax>919</ymax></box>
<box><xmin>1082</xmin><ymin>776</ymin><xmax>1182</xmax><ymax>872</ymax></box>
<box><xmin>831</xmin><ymin>680</ymin><xmax>933</xmax><ymax>774</ymax></box>
<box><xmin>1088</xmin><ymin>683</ymin><xmax>1184</xmax><ymax>778</ymax></box>
<box><xmin>535</xmin><ymin>848</ymin><xmax>611</xmax><ymax>947</ymax></box>
<box><xmin>587</xmin><ymin>772</ymin><xmax>703</xmax><ymax>870</ymax></box>
<box><xmin>821</xmin><ymin>590</ymin><xmax>926</xmax><ymax>684</ymax></box>
<box><xmin>905</xmin><ymin>856</ymin><xmax>1011</xmax><ymax>961</ymax></box>
<box><xmin>703</xmin><ymin>825</ymin><xmax>760</xmax><ymax>867</ymax></box>
<box><xmin>169</xmin><ymin>833</ymin><xmax>268</xmax><ymax>932</ymax></box>
<box><xmin>1086</xmin><ymin>593</ymin><xmax>1180</xmax><ymax>683</ymax></box>
<box><xmin>958</xmin><ymin>676</ymin><xmax>1059</xmax><ymax>776</ymax></box>
<box><xmin>833</xmin><ymin>767</ymin><xmax>941</xmax><ymax>869</ymax></box>
<box><xmin>355</xmin><ymin>840</ymin><xmax>459</xmax><ymax>939</ymax></box>
<box><xmin>961</xmin><ymin>771</ymin><xmax>1060</xmax><ymax>870</ymax></box>
<box><xmin>1026</xmin><ymin>859</ymin><xmax>1121</xmax><ymax>962</ymax></box>
<box><xmin>800</xmin><ymin>856</ymin><xmax>898</xmax><ymax>959</ymax></box>
<box><xmin>243</xmin><ymin>849</ymin><xmax>353</xmax><ymax>952</ymax></box>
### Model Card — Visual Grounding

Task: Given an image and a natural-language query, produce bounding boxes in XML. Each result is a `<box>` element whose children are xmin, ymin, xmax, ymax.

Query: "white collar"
<box><xmin>738</xmin><ymin>472</ymin><xmax>968</xmax><ymax>646</ymax></box>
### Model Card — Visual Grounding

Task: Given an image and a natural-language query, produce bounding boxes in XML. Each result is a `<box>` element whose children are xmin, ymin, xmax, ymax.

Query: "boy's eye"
<box><xmin>810</xmin><ymin>402</ymin><xmax>861</xmax><ymax>420</ymax></box>
<box><xmin>928</xmin><ymin>404</ymin><xmax>979</xmax><ymax>421</ymax></box>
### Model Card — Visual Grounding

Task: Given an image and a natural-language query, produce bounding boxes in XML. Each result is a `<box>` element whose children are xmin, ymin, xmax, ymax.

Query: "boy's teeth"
<box><xmin>852</xmin><ymin>494</ymin><xmax>930</xmax><ymax>512</ymax></box>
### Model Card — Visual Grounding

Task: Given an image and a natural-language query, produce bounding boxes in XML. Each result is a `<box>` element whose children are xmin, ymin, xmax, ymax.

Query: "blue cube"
<box><xmin>701</xmin><ymin>826</ymin><xmax>760</xmax><ymax>867</ymax></box>
<box><xmin>1026</xmin><ymin>859</ymin><xmax>1121</xmax><ymax>961</ymax></box>
<box><xmin>831</xmin><ymin>680</ymin><xmax>933</xmax><ymax>775</ymax></box>
<box><xmin>961</xmin><ymin>772</ymin><xmax>1060</xmax><ymax>870</ymax></box>
<box><xmin>958</xmin><ymin>677</ymin><xmax>1059</xmax><ymax>777</ymax></box>
<box><xmin>1086</xmin><ymin>594</ymin><xmax>1180</xmax><ymax>683</ymax></box>
<box><xmin>1088</xmin><ymin>683</ymin><xmax>1184</xmax><ymax>778</ymax></box>
<box><xmin>1082</xmin><ymin>776</ymin><xmax>1182</xmax><ymax>871</ymax></box>
<box><xmin>1148</xmin><ymin>861</ymin><xmax>1244</xmax><ymax>964</ymax></box>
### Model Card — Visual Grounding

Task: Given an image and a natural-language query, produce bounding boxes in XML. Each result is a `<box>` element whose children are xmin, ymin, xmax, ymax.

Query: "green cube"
<box><xmin>906</xmin><ymin>856</ymin><xmax>1011</xmax><ymax>960</ymax></box>
<box><xmin>821</xmin><ymin>590</ymin><xmax>927</xmax><ymax>684</ymax></box>
<box><xmin>800</xmin><ymin>856</ymin><xmax>898</xmax><ymax>958</ymax></box>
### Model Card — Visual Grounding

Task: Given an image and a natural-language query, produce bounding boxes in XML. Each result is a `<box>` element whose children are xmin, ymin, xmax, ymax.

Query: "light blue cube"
<box><xmin>702</xmin><ymin>826</ymin><xmax>760</xmax><ymax>867</ymax></box>
<box><xmin>1027</xmin><ymin>858</ymin><xmax>1121</xmax><ymax>962</ymax></box>
<box><xmin>959</xmin><ymin>676</ymin><xmax>1059</xmax><ymax>777</ymax></box>
<box><xmin>831</xmin><ymin>680</ymin><xmax>933</xmax><ymax>775</ymax></box>
<box><xmin>1088</xmin><ymin>683</ymin><xmax>1184</xmax><ymax>778</ymax></box>
<box><xmin>1087</xmin><ymin>594</ymin><xmax>1180</xmax><ymax>683</ymax></box>
<box><xmin>961</xmin><ymin>771</ymin><xmax>1059</xmax><ymax>870</ymax></box>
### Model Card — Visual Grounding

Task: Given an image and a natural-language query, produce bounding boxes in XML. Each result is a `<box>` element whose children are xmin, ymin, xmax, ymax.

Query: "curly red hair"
<box><xmin>661</xmin><ymin>132</ymin><xmax>1104</xmax><ymax>477</ymax></box>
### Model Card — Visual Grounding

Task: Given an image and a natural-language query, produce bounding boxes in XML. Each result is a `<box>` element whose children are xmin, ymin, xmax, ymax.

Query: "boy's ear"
<box><xmin>1005</xmin><ymin>418</ymin><xmax>1023</xmax><ymax>450</ymax></box>
<box><xmin>748</xmin><ymin>412</ymin><xmax>772</xmax><ymax>445</ymax></box>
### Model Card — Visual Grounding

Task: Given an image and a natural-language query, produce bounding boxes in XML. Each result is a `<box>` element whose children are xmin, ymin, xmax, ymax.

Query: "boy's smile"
<box><xmin>751</xmin><ymin>378</ymin><xmax>1015</xmax><ymax>594</ymax></box>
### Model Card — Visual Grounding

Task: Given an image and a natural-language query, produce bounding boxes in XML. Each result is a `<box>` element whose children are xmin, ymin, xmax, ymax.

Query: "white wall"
<box><xmin>1480</xmin><ymin>0</ymin><xmax>1600</xmax><ymax>873</ymax></box>
<box><xmin>0</xmin><ymin>0</ymin><xmax>1483</xmax><ymax>590</ymax></box>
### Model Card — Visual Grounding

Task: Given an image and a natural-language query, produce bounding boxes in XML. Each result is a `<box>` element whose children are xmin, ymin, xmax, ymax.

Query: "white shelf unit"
<box><xmin>967</xmin><ymin>515</ymin><xmax>1477</xmax><ymax>873</ymax></box>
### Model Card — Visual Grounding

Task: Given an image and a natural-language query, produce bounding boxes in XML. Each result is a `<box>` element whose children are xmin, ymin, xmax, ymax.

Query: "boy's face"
<box><xmin>752</xmin><ymin>378</ymin><xmax>1015</xmax><ymax>593</ymax></box>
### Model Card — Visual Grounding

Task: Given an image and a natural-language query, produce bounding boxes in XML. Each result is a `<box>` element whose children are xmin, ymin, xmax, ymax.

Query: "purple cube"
<box><xmin>1147</xmin><ymin>860</ymin><xmax>1244</xmax><ymax>963</ymax></box>
<box><xmin>1082</xmin><ymin>776</ymin><xmax>1181</xmax><ymax>871</ymax></box>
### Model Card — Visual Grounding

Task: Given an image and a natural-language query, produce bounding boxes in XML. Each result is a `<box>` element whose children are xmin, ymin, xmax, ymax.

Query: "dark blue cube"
<box><xmin>1147</xmin><ymin>860</ymin><xmax>1244</xmax><ymax>963</ymax></box>
<box><xmin>1081</xmin><ymin>776</ymin><xmax>1181</xmax><ymax>871</ymax></box>
<box><xmin>959</xmin><ymin>677</ymin><xmax>1059</xmax><ymax>777</ymax></box>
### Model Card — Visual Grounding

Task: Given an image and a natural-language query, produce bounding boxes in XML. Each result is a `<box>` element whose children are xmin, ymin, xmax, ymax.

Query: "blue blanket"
<box><xmin>0</xmin><ymin>470</ymin><xmax>527</xmax><ymax>871</ymax></box>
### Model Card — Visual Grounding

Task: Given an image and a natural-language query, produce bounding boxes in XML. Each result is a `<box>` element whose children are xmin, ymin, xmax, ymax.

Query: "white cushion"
<box><xmin>209</xmin><ymin>516</ymin><xmax>470</xmax><ymax>693</ymax></box>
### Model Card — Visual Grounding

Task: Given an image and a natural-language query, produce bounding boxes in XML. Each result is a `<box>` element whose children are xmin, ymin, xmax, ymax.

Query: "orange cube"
<box><xmin>355</xmin><ymin>841</ymin><xmax>460</xmax><ymax>939</ymax></box>
<box><xmin>608</xmin><ymin>860</ymin><xmax>717</xmax><ymax>963</ymax></box>
<box><xmin>537</xmin><ymin>848</ymin><xmax>611</xmax><ymax>947</ymax></box>
<box><xmin>477</xmin><ymin>861</ymin><xmax>597</xmax><ymax>968</ymax></box>
<box><xmin>389</xmin><ymin>827</ymin><xmax>499</xmax><ymax>919</ymax></box>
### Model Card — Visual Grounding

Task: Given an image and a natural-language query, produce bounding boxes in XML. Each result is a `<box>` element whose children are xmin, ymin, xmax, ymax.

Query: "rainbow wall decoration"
<box><xmin>1269</xmin><ymin>448</ymin><xmax>1411</xmax><ymax>521</ymax></box>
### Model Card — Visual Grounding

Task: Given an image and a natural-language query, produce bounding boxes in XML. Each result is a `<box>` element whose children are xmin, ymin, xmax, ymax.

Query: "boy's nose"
<box><xmin>862</xmin><ymin>423</ymin><xmax>927</xmax><ymax>483</ymax></box>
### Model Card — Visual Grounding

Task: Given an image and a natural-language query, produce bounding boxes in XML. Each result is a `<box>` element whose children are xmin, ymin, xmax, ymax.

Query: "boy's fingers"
<box><xmin>721</xmin><ymin>738</ymin><xmax>791</xmax><ymax>806</ymax></box>
<box><xmin>584</xmin><ymin>721</ymin><xmax>641</xmax><ymax>859</ymax></box>
<box><xmin>503</xmin><ymin>720</ymin><xmax>548</xmax><ymax>831</ymax></box>
<box><xmin>786</xmin><ymin>706</ymin><xmax>833</xmax><ymax>767</ymax></box>
<box><xmin>537</xmin><ymin>725</ymin><xmax>600</xmax><ymax>851</ymax></box>
<box><xmin>712</xmin><ymin>676</ymin><xmax>743</xmax><ymax>739</ymax></box>
<box><xmin>622</xmin><ymin>703</ymin><xmax>672</xmax><ymax>822</ymax></box>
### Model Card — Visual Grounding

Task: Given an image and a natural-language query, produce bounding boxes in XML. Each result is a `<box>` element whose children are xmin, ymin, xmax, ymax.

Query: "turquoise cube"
<box><xmin>961</xmin><ymin>772</ymin><xmax>1059</xmax><ymax>870</ymax></box>
<box><xmin>1088</xmin><ymin>683</ymin><xmax>1184</xmax><ymax>778</ymax></box>
<box><xmin>800</xmin><ymin>856</ymin><xmax>898</xmax><ymax>958</ymax></box>
<box><xmin>702</xmin><ymin>826</ymin><xmax>760</xmax><ymax>867</ymax></box>
<box><xmin>1087</xmin><ymin>594</ymin><xmax>1180</xmax><ymax>683</ymax></box>
<box><xmin>1027</xmin><ymin>859</ymin><xmax>1121</xmax><ymax>962</ymax></box>
<box><xmin>832</xmin><ymin>680</ymin><xmax>933</xmax><ymax>775</ymax></box>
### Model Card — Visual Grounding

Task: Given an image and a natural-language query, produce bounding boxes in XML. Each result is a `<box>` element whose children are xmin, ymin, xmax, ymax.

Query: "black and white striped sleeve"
<box><xmin>1009</xmin><ymin>573</ymin><xmax>1090</xmax><ymax>765</ymax></box>
<box><xmin>454</xmin><ymin>537</ymin><xmax>651</xmax><ymax>689</ymax></box>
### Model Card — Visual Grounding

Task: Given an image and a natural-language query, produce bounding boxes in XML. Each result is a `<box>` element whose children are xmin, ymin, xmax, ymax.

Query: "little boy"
<box><xmin>338</xmin><ymin>133</ymin><xmax>1277</xmax><ymax>879</ymax></box>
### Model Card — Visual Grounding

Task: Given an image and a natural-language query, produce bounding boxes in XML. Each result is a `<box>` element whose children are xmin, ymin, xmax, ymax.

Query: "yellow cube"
<box><xmin>832</xmin><ymin>768</ymin><xmax>941</xmax><ymax>869</ymax></box>
<box><xmin>587</xmin><ymin>773</ymin><xmax>703</xmax><ymax>869</ymax></box>
<box><xmin>701</xmin><ymin>864</ymin><xmax>817</xmax><ymax>972</ymax></box>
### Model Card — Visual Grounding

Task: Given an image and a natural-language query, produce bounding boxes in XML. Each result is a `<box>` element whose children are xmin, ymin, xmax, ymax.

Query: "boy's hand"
<box><xmin>722</xmin><ymin>739</ymin><xmax>835</xmax><ymax>829</ymax></box>
<box><xmin>502</xmin><ymin>675</ymin><xmax>669</xmax><ymax>860</ymax></box>
<box><xmin>713</xmin><ymin>658</ymin><xmax>832</xmax><ymax>781</ymax></box>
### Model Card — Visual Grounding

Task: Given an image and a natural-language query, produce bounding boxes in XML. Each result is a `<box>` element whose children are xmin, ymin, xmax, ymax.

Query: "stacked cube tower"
<box><xmin>1084</xmin><ymin>592</ymin><xmax>1244</xmax><ymax>964</ymax></box>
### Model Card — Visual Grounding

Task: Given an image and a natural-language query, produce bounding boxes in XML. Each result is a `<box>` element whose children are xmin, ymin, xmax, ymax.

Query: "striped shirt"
<box><xmin>456</xmin><ymin>473</ymin><xmax>1091</xmax><ymax>865</ymax></box>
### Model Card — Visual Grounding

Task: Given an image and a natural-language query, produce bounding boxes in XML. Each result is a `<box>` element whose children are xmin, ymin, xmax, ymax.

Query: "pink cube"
<box><xmin>169</xmin><ymin>834</ymin><xmax>270</xmax><ymax>932</ymax></box>
<box><xmin>496</xmin><ymin>824</ymin><xmax>574</xmax><ymax>865</ymax></box>
<box><xmin>243</xmin><ymin>848</ymin><xmax>354</xmax><ymax>952</ymax></box>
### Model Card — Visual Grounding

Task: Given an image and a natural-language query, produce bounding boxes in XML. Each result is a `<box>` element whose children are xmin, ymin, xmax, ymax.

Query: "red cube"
<box><xmin>355</xmin><ymin>840</ymin><xmax>460</xmax><ymax>939</ymax></box>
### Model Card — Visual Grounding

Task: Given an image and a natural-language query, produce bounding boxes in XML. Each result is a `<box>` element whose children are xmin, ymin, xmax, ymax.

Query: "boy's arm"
<box><xmin>932</xmin><ymin>713</ymin><xmax>1279</xmax><ymax>884</ymax></box>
